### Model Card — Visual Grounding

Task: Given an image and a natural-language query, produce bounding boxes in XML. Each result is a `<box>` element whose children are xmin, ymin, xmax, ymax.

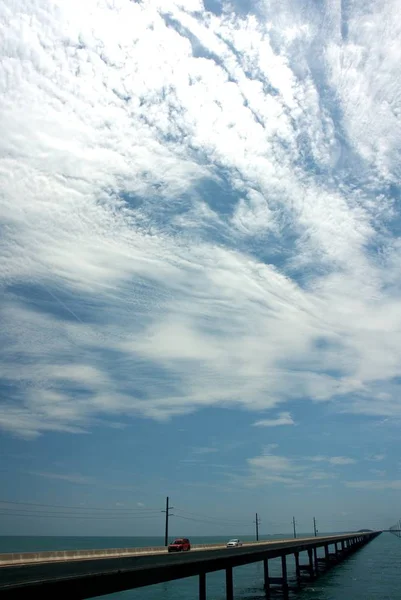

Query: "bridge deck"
<box><xmin>0</xmin><ymin>532</ymin><xmax>380</xmax><ymax>599</ymax></box>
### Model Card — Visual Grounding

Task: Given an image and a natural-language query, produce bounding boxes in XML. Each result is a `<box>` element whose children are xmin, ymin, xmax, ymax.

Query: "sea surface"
<box><xmin>0</xmin><ymin>533</ymin><xmax>399</xmax><ymax>599</ymax></box>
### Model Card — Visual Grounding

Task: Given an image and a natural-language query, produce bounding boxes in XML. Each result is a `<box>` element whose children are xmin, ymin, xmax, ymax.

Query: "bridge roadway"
<box><xmin>0</xmin><ymin>532</ymin><xmax>380</xmax><ymax>599</ymax></box>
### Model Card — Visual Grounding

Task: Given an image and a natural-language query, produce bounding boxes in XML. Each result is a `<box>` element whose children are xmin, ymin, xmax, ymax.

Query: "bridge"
<box><xmin>0</xmin><ymin>531</ymin><xmax>380</xmax><ymax>599</ymax></box>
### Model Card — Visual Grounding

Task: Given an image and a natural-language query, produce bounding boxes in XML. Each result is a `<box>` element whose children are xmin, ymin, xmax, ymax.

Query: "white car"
<box><xmin>227</xmin><ymin>538</ymin><xmax>242</xmax><ymax>547</ymax></box>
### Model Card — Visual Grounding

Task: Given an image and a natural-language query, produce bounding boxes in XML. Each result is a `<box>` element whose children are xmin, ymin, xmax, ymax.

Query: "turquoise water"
<box><xmin>0</xmin><ymin>534</ymin><xmax>399</xmax><ymax>599</ymax></box>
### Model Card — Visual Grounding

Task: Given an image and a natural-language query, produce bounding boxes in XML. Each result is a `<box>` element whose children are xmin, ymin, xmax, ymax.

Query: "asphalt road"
<box><xmin>0</xmin><ymin>544</ymin><xmax>265</xmax><ymax>588</ymax></box>
<box><xmin>0</xmin><ymin>533</ymin><xmax>372</xmax><ymax>592</ymax></box>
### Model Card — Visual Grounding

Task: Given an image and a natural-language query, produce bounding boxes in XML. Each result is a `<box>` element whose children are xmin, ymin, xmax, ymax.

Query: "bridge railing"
<box><xmin>0</xmin><ymin>532</ymin><xmax>377</xmax><ymax>566</ymax></box>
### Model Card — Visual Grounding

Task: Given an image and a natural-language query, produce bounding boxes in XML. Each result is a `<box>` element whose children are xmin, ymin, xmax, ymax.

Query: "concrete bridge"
<box><xmin>0</xmin><ymin>531</ymin><xmax>381</xmax><ymax>599</ymax></box>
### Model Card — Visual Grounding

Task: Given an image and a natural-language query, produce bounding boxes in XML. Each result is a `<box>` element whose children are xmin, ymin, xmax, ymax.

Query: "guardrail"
<box><xmin>0</xmin><ymin>535</ymin><xmax>367</xmax><ymax>567</ymax></box>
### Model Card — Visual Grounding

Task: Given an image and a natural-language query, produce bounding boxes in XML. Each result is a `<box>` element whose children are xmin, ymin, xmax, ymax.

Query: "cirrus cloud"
<box><xmin>1</xmin><ymin>0</ymin><xmax>401</xmax><ymax>438</ymax></box>
<box><xmin>253</xmin><ymin>412</ymin><xmax>295</xmax><ymax>427</ymax></box>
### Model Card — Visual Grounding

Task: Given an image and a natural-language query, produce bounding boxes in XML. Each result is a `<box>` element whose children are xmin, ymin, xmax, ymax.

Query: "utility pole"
<box><xmin>162</xmin><ymin>496</ymin><xmax>174</xmax><ymax>546</ymax></box>
<box><xmin>292</xmin><ymin>516</ymin><xmax>297</xmax><ymax>539</ymax></box>
<box><xmin>254</xmin><ymin>513</ymin><xmax>261</xmax><ymax>541</ymax></box>
<box><xmin>313</xmin><ymin>517</ymin><xmax>317</xmax><ymax>537</ymax></box>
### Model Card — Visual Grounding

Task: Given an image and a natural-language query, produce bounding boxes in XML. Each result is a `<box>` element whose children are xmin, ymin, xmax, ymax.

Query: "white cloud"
<box><xmin>231</xmin><ymin>190</ymin><xmax>274</xmax><ymax>236</ymax></box>
<box><xmin>346</xmin><ymin>480</ymin><xmax>401</xmax><ymax>491</ymax></box>
<box><xmin>243</xmin><ymin>450</ymin><xmax>348</xmax><ymax>487</ymax></box>
<box><xmin>28</xmin><ymin>471</ymin><xmax>141</xmax><ymax>492</ymax></box>
<box><xmin>329</xmin><ymin>456</ymin><xmax>356</xmax><ymax>465</ymax></box>
<box><xmin>368</xmin><ymin>454</ymin><xmax>386</xmax><ymax>462</ymax></box>
<box><xmin>369</xmin><ymin>469</ymin><xmax>386</xmax><ymax>477</ymax></box>
<box><xmin>248</xmin><ymin>454</ymin><xmax>295</xmax><ymax>473</ymax></box>
<box><xmin>30</xmin><ymin>472</ymin><xmax>95</xmax><ymax>485</ymax></box>
<box><xmin>1</xmin><ymin>0</ymin><xmax>401</xmax><ymax>437</ymax></box>
<box><xmin>309</xmin><ymin>456</ymin><xmax>357</xmax><ymax>465</ymax></box>
<box><xmin>325</xmin><ymin>0</ymin><xmax>401</xmax><ymax>181</ymax></box>
<box><xmin>253</xmin><ymin>412</ymin><xmax>295</xmax><ymax>427</ymax></box>
<box><xmin>264</xmin><ymin>443</ymin><xmax>279</xmax><ymax>452</ymax></box>
<box><xmin>192</xmin><ymin>447</ymin><xmax>219</xmax><ymax>454</ymax></box>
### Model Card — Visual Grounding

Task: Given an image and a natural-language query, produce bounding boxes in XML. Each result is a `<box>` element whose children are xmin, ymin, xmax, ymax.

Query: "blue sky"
<box><xmin>1</xmin><ymin>0</ymin><xmax>401</xmax><ymax>537</ymax></box>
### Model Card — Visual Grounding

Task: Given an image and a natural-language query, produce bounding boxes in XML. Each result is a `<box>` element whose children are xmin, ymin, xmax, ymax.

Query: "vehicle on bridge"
<box><xmin>168</xmin><ymin>538</ymin><xmax>191</xmax><ymax>552</ymax></box>
<box><xmin>226</xmin><ymin>539</ymin><xmax>242</xmax><ymax>547</ymax></box>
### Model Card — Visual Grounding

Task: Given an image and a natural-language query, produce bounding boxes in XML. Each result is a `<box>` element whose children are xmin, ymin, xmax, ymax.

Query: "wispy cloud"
<box><xmin>243</xmin><ymin>450</ymin><xmax>352</xmax><ymax>487</ymax></box>
<box><xmin>30</xmin><ymin>472</ymin><xmax>96</xmax><ymax>485</ymax></box>
<box><xmin>367</xmin><ymin>454</ymin><xmax>386</xmax><ymax>462</ymax></box>
<box><xmin>27</xmin><ymin>471</ymin><xmax>141</xmax><ymax>492</ymax></box>
<box><xmin>369</xmin><ymin>469</ymin><xmax>386</xmax><ymax>477</ymax></box>
<box><xmin>309</xmin><ymin>456</ymin><xmax>357</xmax><ymax>465</ymax></box>
<box><xmin>253</xmin><ymin>412</ymin><xmax>295</xmax><ymax>427</ymax></box>
<box><xmin>1</xmin><ymin>0</ymin><xmax>401</xmax><ymax>439</ymax></box>
<box><xmin>192</xmin><ymin>447</ymin><xmax>219</xmax><ymax>455</ymax></box>
<box><xmin>346</xmin><ymin>480</ymin><xmax>401</xmax><ymax>490</ymax></box>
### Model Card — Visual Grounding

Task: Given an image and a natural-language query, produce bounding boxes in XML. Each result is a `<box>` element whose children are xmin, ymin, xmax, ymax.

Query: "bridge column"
<box><xmin>341</xmin><ymin>540</ymin><xmax>345</xmax><ymax>552</ymax></box>
<box><xmin>308</xmin><ymin>548</ymin><xmax>314</xmax><ymax>577</ymax></box>
<box><xmin>263</xmin><ymin>558</ymin><xmax>270</xmax><ymax>597</ymax></box>
<box><xmin>294</xmin><ymin>552</ymin><xmax>300</xmax><ymax>586</ymax></box>
<box><xmin>281</xmin><ymin>555</ymin><xmax>288</xmax><ymax>596</ymax></box>
<box><xmin>226</xmin><ymin>566</ymin><xmax>234</xmax><ymax>600</ymax></box>
<box><xmin>313</xmin><ymin>547</ymin><xmax>318</xmax><ymax>574</ymax></box>
<box><xmin>199</xmin><ymin>573</ymin><xmax>206</xmax><ymax>600</ymax></box>
<box><xmin>324</xmin><ymin>544</ymin><xmax>329</xmax><ymax>567</ymax></box>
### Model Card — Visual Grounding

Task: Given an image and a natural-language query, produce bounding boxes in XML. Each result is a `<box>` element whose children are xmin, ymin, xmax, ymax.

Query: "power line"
<box><xmin>0</xmin><ymin>500</ymin><xmax>159</xmax><ymax>512</ymax></box>
<box><xmin>0</xmin><ymin>512</ymin><xmax>160</xmax><ymax>520</ymax></box>
<box><xmin>0</xmin><ymin>500</ymin><xmax>381</xmax><ymax>531</ymax></box>
<box><xmin>0</xmin><ymin>507</ymin><xmax>161</xmax><ymax>517</ymax></box>
<box><xmin>173</xmin><ymin>514</ymin><xmax>245</xmax><ymax>528</ymax></box>
<box><xmin>173</xmin><ymin>508</ymin><xmax>250</xmax><ymax>525</ymax></box>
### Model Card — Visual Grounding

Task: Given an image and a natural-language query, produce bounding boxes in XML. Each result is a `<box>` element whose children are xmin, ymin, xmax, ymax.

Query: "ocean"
<box><xmin>0</xmin><ymin>533</ymin><xmax>399</xmax><ymax>599</ymax></box>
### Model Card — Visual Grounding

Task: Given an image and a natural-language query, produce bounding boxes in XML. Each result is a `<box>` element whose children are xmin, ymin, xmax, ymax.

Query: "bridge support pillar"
<box><xmin>263</xmin><ymin>558</ymin><xmax>270</xmax><ymax>597</ymax></box>
<box><xmin>308</xmin><ymin>548</ymin><xmax>314</xmax><ymax>577</ymax></box>
<box><xmin>294</xmin><ymin>552</ymin><xmax>300</xmax><ymax>586</ymax></box>
<box><xmin>313</xmin><ymin>547</ymin><xmax>318</xmax><ymax>574</ymax></box>
<box><xmin>281</xmin><ymin>555</ymin><xmax>288</xmax><ymax>596</ymax></box>
<box><xmin>226</xmin><ymin>566</ymin><xmax>234</xmax><ymax>600</ymax></box>
<box><xmin>199</xmin><ymin>572</ymin><xmax>206</xmax><ymax>600</ymax></box>
<box><xmin>324</xmin><ymin>544</ymin><xmax>329</xmax><ymax>567</ymax></box>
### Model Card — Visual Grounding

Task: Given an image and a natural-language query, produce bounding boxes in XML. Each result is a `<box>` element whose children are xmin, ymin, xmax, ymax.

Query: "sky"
<box><xmin>1</xmin><ymin>0</ymin><xmax>401</xmax><ymax>538</ymax></box>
